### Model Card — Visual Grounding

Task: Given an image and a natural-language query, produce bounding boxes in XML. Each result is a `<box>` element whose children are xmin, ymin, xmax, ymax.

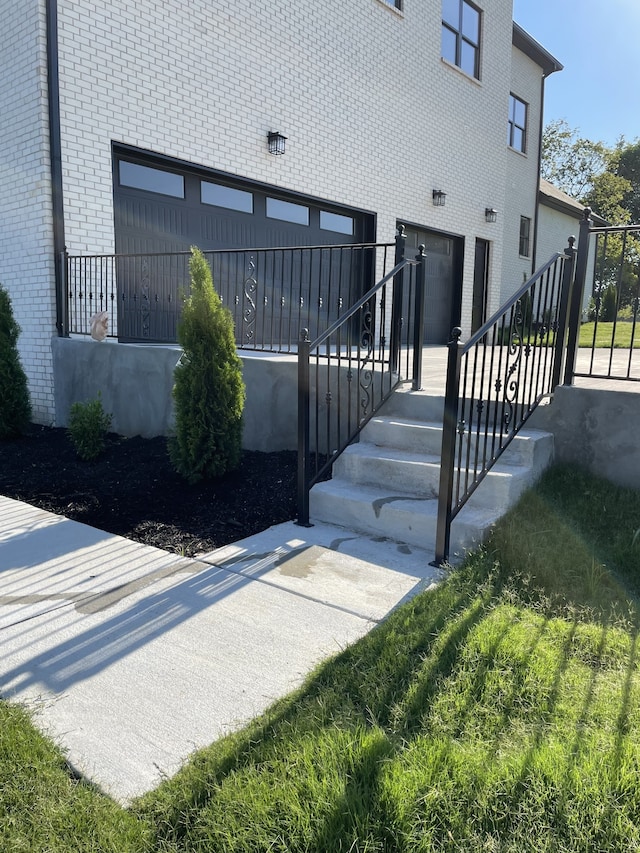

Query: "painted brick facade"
<box><xmin>503</xmin><ymin>44</ymin><xmax>546</xmax><ymax>297</ymax></box>
<box><xmin>0</xmin><ymin>0</ymin><xmax>56</xmax><ymax>421</ymax></box>
<box><xmin>1</xmin><ymin>0</ymin><xmax>560</xmax><ymax>423</ymax></box>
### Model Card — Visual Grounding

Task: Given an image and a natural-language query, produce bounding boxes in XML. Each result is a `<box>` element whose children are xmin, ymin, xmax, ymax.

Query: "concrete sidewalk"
<box><xmin>0</xmin><ymin>495</ymin><xmax>441</xmax><ymax>803</ymax></box>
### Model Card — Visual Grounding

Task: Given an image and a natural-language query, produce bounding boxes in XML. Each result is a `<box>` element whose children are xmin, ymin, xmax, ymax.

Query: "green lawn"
<box><xmin>579</xmin><ymin>321</ymin><xmax>640</xmax><ymax>348</ymax></box>
<box><xmin>3</xmin><ymin>464</ymin><xmax>640</xmax><ymax>851</ymax></box>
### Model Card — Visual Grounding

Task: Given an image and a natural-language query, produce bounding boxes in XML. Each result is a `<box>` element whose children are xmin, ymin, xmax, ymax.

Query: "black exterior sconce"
<box><xmin>432</xmin><ymin>189</ymin><xmax>446</xmax><ymax>207</ymax></box>
<box><xmin>267</xmin><ymin>131</ymin><xmax>287</xmax><ymax>155</ymax></box>
<box><xmin>485</xmin><ymin>207</ymin><xmax>498</xmax><ymax>223</ymax></box>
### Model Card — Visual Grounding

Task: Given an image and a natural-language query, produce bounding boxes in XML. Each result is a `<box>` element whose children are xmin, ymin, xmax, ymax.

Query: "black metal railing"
<box><xmin>434</xmin><ymin>239</ymin><xmax>577</xmax><ymax>565</ymax></box>
<box><xmin>65</xmin><ymin>242</ymin><xmax>397</xmax><ymax>351</ymax></box>
<box><xmin>564</xmin><ymin>213</ymin><xmax>640</xmax><ymax>383</ymax></box>
<box><xmin>297</xmin><ymin>229</ymin><xmax>426</xmax><ymax>524</ymax></box>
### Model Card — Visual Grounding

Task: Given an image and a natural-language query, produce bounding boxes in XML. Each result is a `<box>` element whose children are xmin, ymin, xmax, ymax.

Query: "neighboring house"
<box><xmin>0</xmin><ymin>0</ymin><xmax>562</xmax><ymax>427</ymax></box>
<box><xmin>537</xmin><ymin>178</ymin><xmax>607</xmax><ymax>316</ymax></box>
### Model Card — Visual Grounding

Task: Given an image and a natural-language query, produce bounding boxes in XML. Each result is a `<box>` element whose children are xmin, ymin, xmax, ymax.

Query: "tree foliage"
<box><xmin>541</xmin><ymin>119</ymin><xmax>612</xmax><ymax>200</ymax></box>
<box><xmin>170</xmin><ymin>248</ymin><xmax>245</xmax><ymax>483</ymax></box>
<box><xmin>617</xmin><ymin>140</ymin><xmax>640</xmax><ymax>224</ymax></box>
<box><xmin>0</xmin><ymin>283</ymin><xmax>32</xmax><ymax>438</ymax></box>
<box><xmin>542</xmin><ymin>121</ymin><xmax>640</xmax><ymax>311</ymax></box>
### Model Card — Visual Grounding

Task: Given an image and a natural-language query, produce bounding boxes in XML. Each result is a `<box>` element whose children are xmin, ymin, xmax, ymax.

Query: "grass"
<box><xmin>3</xmin><ymin>464</ymin><xmax>640</xmax><ymax>851</ymax></box>
<box><xmin>579</xmin><ymin>321</ymin><xmax>640</xmax><ymax>348</ymax></box>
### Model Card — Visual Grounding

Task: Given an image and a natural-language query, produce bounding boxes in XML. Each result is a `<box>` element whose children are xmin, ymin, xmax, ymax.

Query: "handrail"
<box><xmin>309</xmin><ymin>257</ymin><xmax>418</xmax><ymax>349</ymax></box>
<box><xmin>464</xmin><ymin>251</ymin><xmax>568</xmax><ymax>351</ymax></box>
<box><xmin>433</xmin><ymin>238</ymin><xmax>577</xmax><ymax>565</ymax></box>
<box><xmin>297</xmin><ymin>233</ymin><xmax>426</xmax><ymax>525</ymax></box>
<box><xmin>65</xmin><ymin>241</ymin><xmax>396</xmax><ymax>350</ymax></box>
<box><xmin>564</xmin><ymin>213</ymin><xmax>640</xmax><ymax>384</ymax></box>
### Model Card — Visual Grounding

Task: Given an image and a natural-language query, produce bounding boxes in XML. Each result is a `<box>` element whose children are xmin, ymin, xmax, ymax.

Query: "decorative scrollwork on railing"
<box><xmin>502</xmin><ymin>299</ymin><xmax>533</xmax><ymax>430</ymax></box>
<box><xmin>359</xmin><ymin>300</ymin><xmax>374</xmax><ymax>422</ymax></box>
<box><xmin>243</xmin><ymin>256</ymin><xmax>257</xmax><ymax>342</ymax></box>
<box><xmin>140</xmin><ymin>258</ymin><xmax>150</xmax><ymax>338</ymax></box>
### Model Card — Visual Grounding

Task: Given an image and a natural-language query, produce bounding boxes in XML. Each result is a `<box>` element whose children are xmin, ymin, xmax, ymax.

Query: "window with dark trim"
<box><xmin>119</xmin><ymin>161</ymin><xmax>184</xmax><ymax>198</ymax></box>
<box><xmin>442</xmin><ymin>0</ymin><xmax>481</xmax><ymax>79</ymax></box>
<box><xmin>519</xmin><ymin>215</ymin><xmax>531</xmax><ymax>257</ymax></box>
<box><xmin>381</xmin><ymin>0</ymin><xmax>402</xmax><ymax>9</ymax></box>
<box><xmin>320</xmin><ymin>211</ymin><xmax>354</xmax><ymax>235</ymax></box>
<box><xmin>201</xmin><ymin>181</ymin><xmax>253</xmax><ymax>213</ymax></box>
<box><xmin>266</xmin><ymin>197</ymin><xmax>309</xmax><ymax>225</ymax></box>
<box><xmin>508</xmin><ymin>94</ymin><xmax>528</xmax><ymax>153</ymax></box>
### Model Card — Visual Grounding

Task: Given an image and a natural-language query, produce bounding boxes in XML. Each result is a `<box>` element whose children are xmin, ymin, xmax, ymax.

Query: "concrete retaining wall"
<box><xmin>53</xmin><ymin>337</ymin><xmax>381</xmax><ymax>454</ymax></box>
<box><xmin>52</xmin><ymin>337</ymin><xmax>300</xmax><ymax>451</ymax></box>
<box><xmin>529</xmin><ymin>385</ymin><xmax>640</xmax><ymax>490</ymax></box>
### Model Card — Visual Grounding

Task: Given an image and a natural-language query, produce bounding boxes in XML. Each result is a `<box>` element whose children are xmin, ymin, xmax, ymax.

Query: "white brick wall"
<box><xmin>502</xmin><ymin>44</ymin><xmax>545</xmax><ymax>302</ymax></box>
<box><xmin>0</xmin><ymin>0</ymin><xmax>56</xmax><ymax>422</ymax></box>
<box><xmin>1</xmin><ymin>0</ymin><xmax>548</xmax><ymax>420</ymax></box>
<box><xmin>56</xmin><ymin>0</ymin><xmax>521</xmax><ymax>328</ymax></box>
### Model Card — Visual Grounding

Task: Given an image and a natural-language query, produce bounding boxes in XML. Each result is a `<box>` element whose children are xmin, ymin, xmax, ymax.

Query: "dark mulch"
<box><xmin>0</xmin><ymin>425</ymin><xmax>298</xmax><ymax>557</ymax></box>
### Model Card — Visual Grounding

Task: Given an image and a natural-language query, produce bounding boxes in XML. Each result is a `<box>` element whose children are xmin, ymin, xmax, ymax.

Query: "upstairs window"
<box><xmin>519</xmin><ymin>215</ymin><xmax>531</xmax><ymax>257</ymax></box>
<box><xmin>508</xmin><ymin>94</ymin><xmax>528</xmax><ymax>153</ymax></box>
<box><xmin>442</xmin><ymin>0</ymin><xmax>481</xmax><ymax>79</ymax></box>
<box><xmin>380</xmin><ymin>0</ymin><xmax>402</xmax><ymax>8</ymax></box>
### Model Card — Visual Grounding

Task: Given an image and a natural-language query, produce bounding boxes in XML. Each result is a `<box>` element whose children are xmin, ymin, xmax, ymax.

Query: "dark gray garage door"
<box><xmin>401</xmin><ymin>225</ymin><xmax>463</xmax><ymax>345</ymax></box>
<box><xmin>112</xmin><ymin>152</ymin><xmax>374</xmax><ymax>342</ymax></box>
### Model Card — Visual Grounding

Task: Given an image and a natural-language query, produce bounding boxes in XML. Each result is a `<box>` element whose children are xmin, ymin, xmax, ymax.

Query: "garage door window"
<box><xmin>320</xmin><ymin>211</ymin><xmax>354</xmax><ymax>235</ymax></box>
<box><xmin>119</xmin><ymin>161</ymin><xmax>184</xmax><ymax>198</ymax></box>
<box><xmin>266</xmin><ymin>197</ymin><xmax>309</xmax><ymax>225</ymax></box>
<box><xmin>201</xmin><ymin>181</ymin><xmax>253</xmax><ymax>213</ymax></box>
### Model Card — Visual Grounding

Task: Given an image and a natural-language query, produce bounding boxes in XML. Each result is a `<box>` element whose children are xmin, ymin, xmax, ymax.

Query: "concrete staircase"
<box><xmin>309</xmin><ymin>387</ymin><xmax>554</xmax><ymax>562</ymax></box>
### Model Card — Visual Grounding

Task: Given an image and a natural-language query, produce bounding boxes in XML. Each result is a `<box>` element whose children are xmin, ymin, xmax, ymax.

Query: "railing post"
<box><xmin>390</xmin><ymin>224</ymin><xmax>406</xmax><ymax>373</ymax></box>
<box><xmin>412</xmin><ymin>244</ymin><xmax>426</xmax><ymax>390</ymax></box>
<box><xmin>552</xmin><ymin>235</ymin><xmax>576</xmax><ymax>388</ymax></box>
<box><xmin>564</xmin><ymin>209</ymin><xmax>593</xmax><ymax>384</ymax></box>
<box><xmin>434</xmin><ymin>327</ymin><xmax>462</xmax><ymax>567</ymax></box>
<box><xmin>56</xmin><ymin>247</ymin><xmax>69</xmax><ymax>337</ymax></box>
<box><xmin>297</xmin><ymin>329</ymin><xmax>313</xmax><ymax>526</ymax></box>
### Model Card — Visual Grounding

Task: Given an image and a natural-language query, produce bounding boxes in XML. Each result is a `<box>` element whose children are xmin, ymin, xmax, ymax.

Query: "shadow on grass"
<box><xmin>134</xmin><ymin>464</ymin><xmax>640</xmax><ymax>850</ymax></box>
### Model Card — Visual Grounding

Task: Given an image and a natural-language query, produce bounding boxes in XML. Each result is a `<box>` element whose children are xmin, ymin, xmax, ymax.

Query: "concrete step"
<box><xmin>332</xmin><ymin>442</ymin><xmax>536</xmax><ymax>513</ymax></box>
<box><xmin>309</xmin><ymin>479</ymin><xmax>498</xmax><ymax>560</ymax></box>
<box><xmin>308</xmin><ymin>387</ymin><xmax>555</xmax><ymax>563</ymax></box>
<box><xmin>361</xmin><ymin>416</ymin><xmax>554</xmax><ymax>470</ymax></box>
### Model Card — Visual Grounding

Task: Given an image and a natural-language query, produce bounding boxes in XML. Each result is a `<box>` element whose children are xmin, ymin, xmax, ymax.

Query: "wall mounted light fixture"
<box><xmin>267</xmin><ymin>131</ymin><xmax>287</xmax><ymax>155</ymax></box>
<box><xmin>485</xmin><ymin>207</ymin><xmax>498</xmax><ymax>223</ymax></box>
<box><xmin>432</xmin><ymin>189</ymin><xmax>446</xmax><ymax>207</ymax></box>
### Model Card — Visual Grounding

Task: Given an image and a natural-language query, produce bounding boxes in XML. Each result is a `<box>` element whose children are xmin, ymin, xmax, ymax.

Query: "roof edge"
<box><xmin>512</xmin><ymin>22</ymin><xmax>563</xmax><ymax>76</ymax></box>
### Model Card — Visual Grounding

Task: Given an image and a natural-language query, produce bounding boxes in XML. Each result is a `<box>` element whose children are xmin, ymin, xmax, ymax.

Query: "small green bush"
<box><xmin>600</xmin><ymin>285</ymin><xmax>618</xmax><ymax>322</ymax></box>
<box><xmin>0</xmin><ymin>283</ymin><xmax>32</xmax><ymax>438</ymax></box>
<box><xmin>170</xmin><ymin>247</ymin><xmax>245</xmax><ymax>483</ymax></box>
<box><xmin>68</xmin><ymin>395</ymin><xmax>112</xmax><ymax>460</ymax></box>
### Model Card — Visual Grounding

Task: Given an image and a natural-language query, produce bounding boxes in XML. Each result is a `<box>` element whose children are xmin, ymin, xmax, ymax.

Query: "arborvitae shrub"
<box><xmin>601</xmin><ymin>285</ymin><xmax>618</xmax><ymax>322</ymax></box>
<box><xmin>169</xmin><ymin>248</ymin><xmax>245</xmax><ymax>483</ymax></box>
<box><xmin>0</xmin><ymin>283</ymin><xmax>32</xmax><ymax>438</ymax></box>
<box><xmin>68</xmin><ymin>394</ymin><xmax>112</xmax><ymax>461</ymax></box>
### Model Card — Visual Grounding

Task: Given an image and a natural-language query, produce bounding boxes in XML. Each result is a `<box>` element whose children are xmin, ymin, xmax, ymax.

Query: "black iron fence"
<box><xmin>564</xmin><ymin>214</ymin><xmax>640</xmax><ymax>383</ymax></box>
<box><xmin>434</xmin><ymin>240</ymin><xmax>577</xmax><ymax>565</ymax></box>
<box><xmin>297</xmin><ymin>229</ymin><xmax>426</xmax><ymax>524</ymax></box>
<box><xmin>65</xmin><ymin>242</ymin><xmax>396</xmax><ymax>352</ymax></box>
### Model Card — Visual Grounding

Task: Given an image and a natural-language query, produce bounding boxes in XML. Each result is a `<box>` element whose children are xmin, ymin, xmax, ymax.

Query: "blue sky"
<box><xmin>512</xmin><ymin>0</ymin><xmax>640</xmax><ymax>147</ymax></box>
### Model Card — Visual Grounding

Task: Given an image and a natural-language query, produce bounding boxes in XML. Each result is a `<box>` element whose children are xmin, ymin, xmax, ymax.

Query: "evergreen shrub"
<box><xmin>170</xmin><ymin>247</ymin><xmax>245</xmax><ymax>483</ymax></box>
<box><xmin>0</xmin><ymin>283</ymin><xmax>32</xmax><ymax>438</ymax></box>
<box><xmin>68</xmin><ymin>395</ymin><xmax>112</xmax><ymax>460</ymax></box>
<box><xmin>601</xmin><ymin>285</ymin><xmax>618</xmax><ymax>322</ymax></box>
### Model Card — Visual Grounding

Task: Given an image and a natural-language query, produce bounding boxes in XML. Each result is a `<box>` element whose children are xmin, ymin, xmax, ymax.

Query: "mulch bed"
<box><xmin>0</xmin><ymin>425</ymin><xmax>297</xmax><ymax>557</ymax></box>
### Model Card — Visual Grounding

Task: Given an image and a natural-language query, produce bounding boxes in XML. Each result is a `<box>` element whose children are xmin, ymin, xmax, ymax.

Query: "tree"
<box><xmin>0</xmin><ymin>283</ymin><xmax>32</xmax><ymax>437</ymax></box>
<box><xmin>169</xmin><ymin>248</ymin><xmax>245</xmax><ymax>483</ymax></box>
<box><xmin>617</xmin><ymin>140</ymin><xmax>640</xmax><ymax>224</ymax></box>
<box><xmin>541</xmin><ymin>119</ymin><xmax>612</xmax><ymax>200</ymax></box>
<box><xmin>583</xmin><ymin>170</ymin><xmax>632</xmax><ymax>225</ymax></box>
